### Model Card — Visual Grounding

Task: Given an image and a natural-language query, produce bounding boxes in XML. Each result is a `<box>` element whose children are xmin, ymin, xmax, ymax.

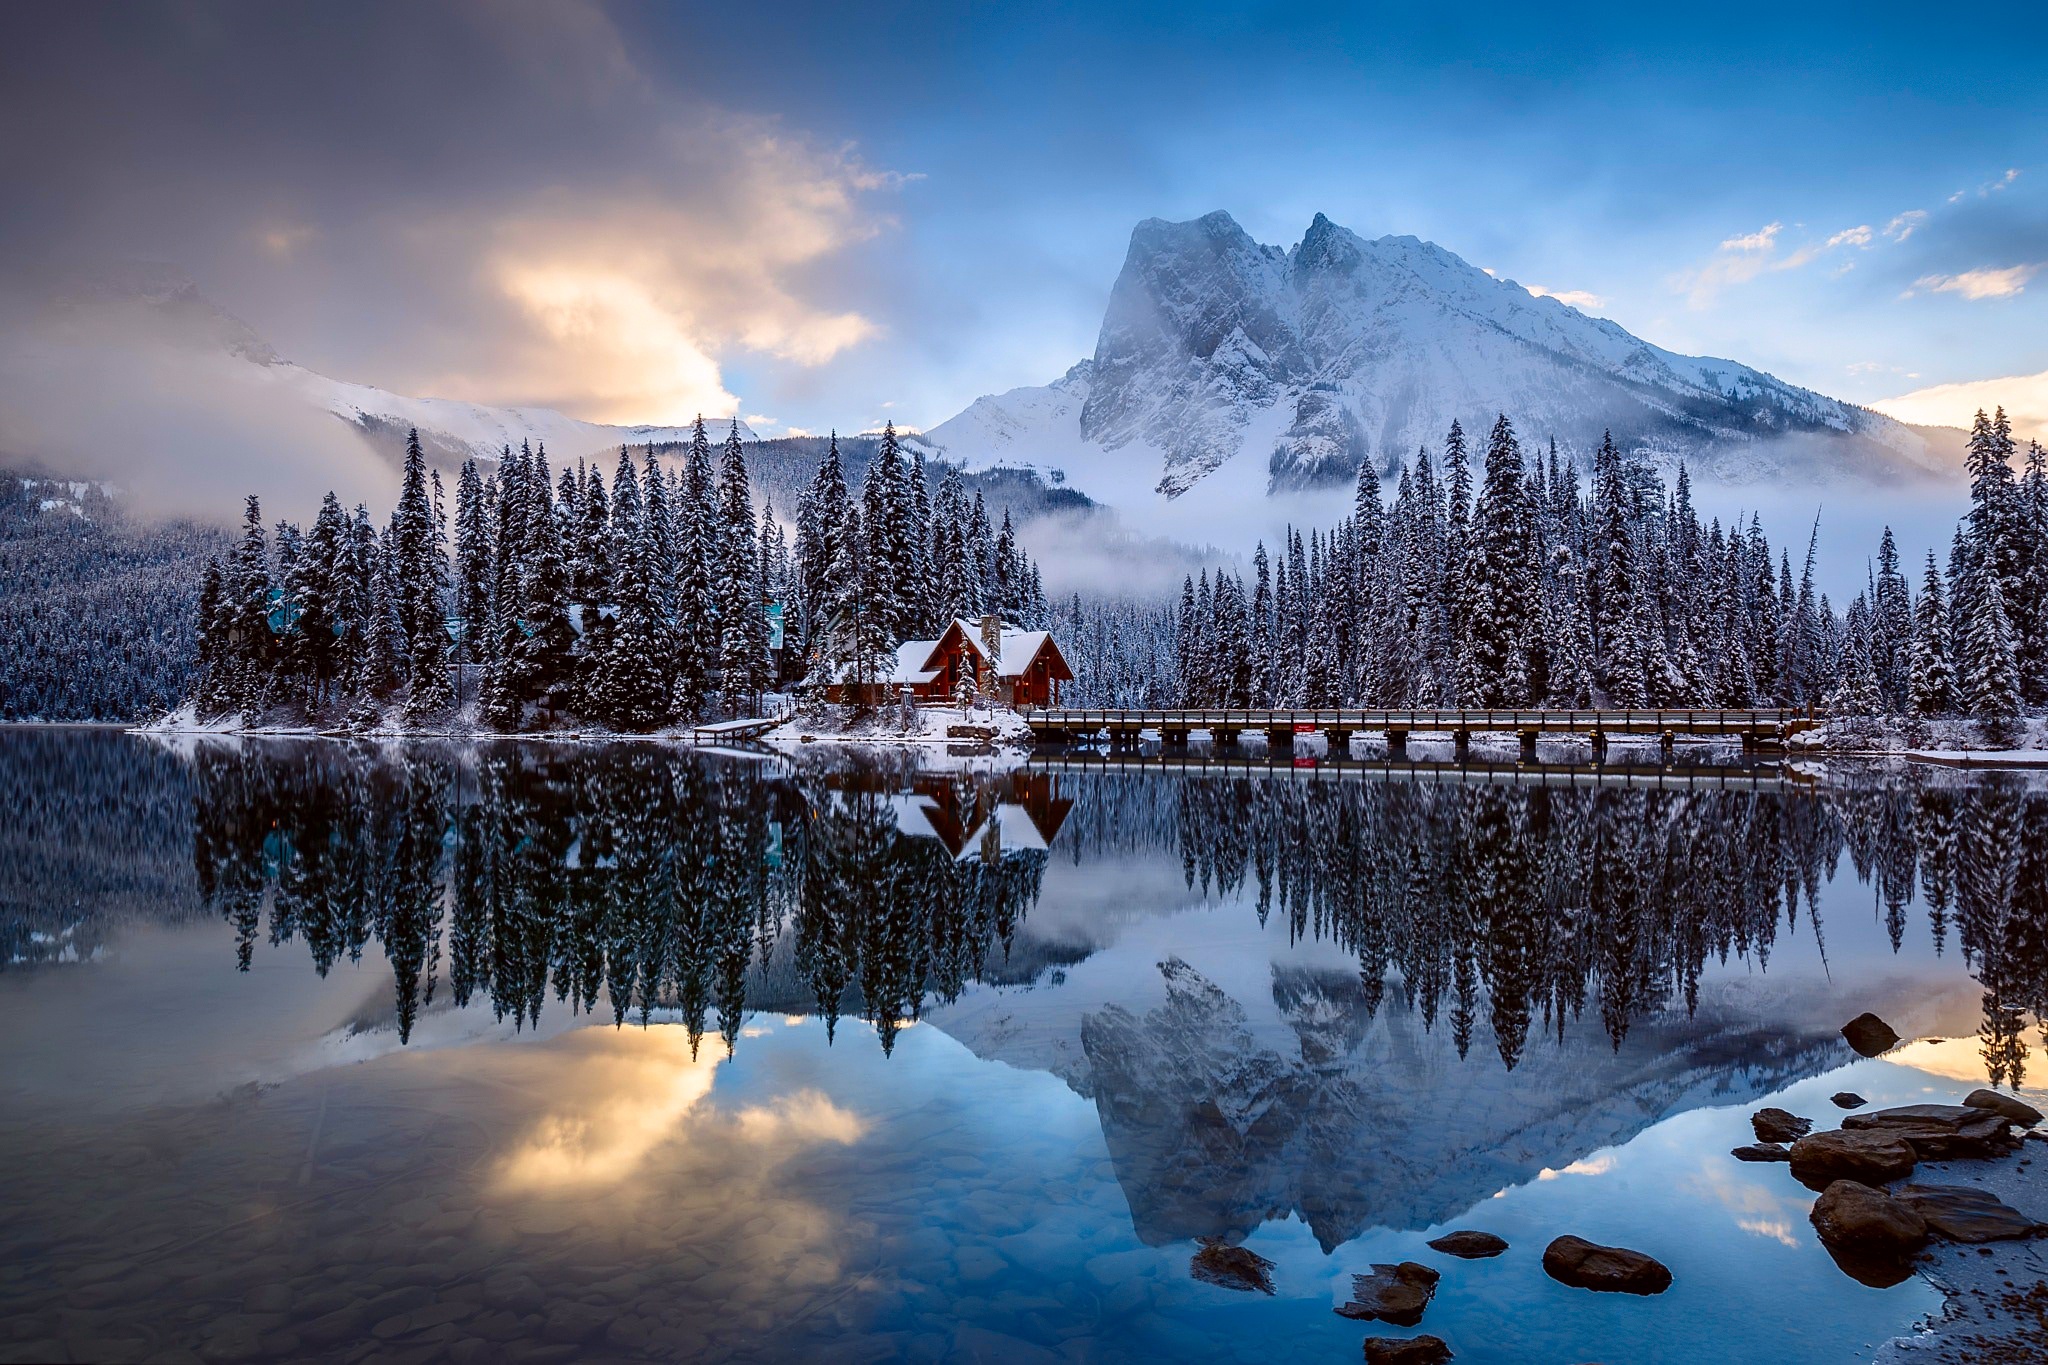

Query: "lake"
<box><xmin>1</xmin><ymin>728</ymin><xmax>2043</xmax><ymax>1364</ymax></box>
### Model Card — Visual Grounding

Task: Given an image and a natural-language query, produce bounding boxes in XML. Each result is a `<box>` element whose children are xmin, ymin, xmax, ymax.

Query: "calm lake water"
<box><xmin>3</xmin><ymin>728</ymin><xmax>2045</xmax><ymax>1364</ymax></box>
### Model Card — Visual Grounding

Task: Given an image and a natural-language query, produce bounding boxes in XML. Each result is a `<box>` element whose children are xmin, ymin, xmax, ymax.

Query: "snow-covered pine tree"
<box><xmin>1460</xmin><ymin>414</ymin><xmax>1541</xmax><ymax>705</ymax></box>
<box><xmin>1249</xmin><ymin>542</ymin><xmax>1274</xmax><ymax>706</ymax></box>
<box><xmin>1872</xmin><ymin>527</ymin><xmax>1913</xmax><ymax>711</ymax></box>
<box><xmin>452</xmin><ymin>459</ymin><xmax>492</xmax><ymax>704</ymax></box>
<box><xmin>1960</xmin><ymin>563</ymin><xmax>2022</xmax><ymax>736</ymax></box>
<box><xmin>670</xmin><ymin>417</ymin><xmax>719</xmax><ymax>722</ymax></box>
<box><xmin>226</xmin><ymin>494</ymin><xmax>274</xmax><ymax>712</ymax></box>
<box><xmin>716</xmin><ymin>420</ymin><xmax>766</xmax><ymax>716</ymax></box>
<box><xmin>394</xmin><ymin>431</ymin><xmax>452</xmax><ymax>721</ymax></box>
<box><xmin>1909</xmin><ymin>551</ymin><xmax>1957</xmax><ymax>717</ymax></box>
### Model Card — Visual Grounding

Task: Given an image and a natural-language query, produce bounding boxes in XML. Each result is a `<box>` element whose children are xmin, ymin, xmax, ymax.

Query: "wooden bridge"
<box><xmin>1028</xmin><ymin>750</ymin><xmax>1809</xmax><ymax>792</ymax></box>
<box><xmin>1020</xmin><ymin>708</ymin><xmax>1816</xmax><ymax>760</ymax></box>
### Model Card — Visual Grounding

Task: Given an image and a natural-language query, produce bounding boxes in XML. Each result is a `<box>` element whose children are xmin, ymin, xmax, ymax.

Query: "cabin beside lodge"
<box><xmin>826</xmin><ymin>615</ymin><xmax>1073</xmax><ymax>708</ymax></box>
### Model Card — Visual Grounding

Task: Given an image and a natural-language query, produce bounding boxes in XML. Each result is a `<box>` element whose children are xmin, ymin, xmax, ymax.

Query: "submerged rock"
<box><xmin>1425</xmin><ymin>1230</ymin><xmax>1507</xmax><ymax>1259</ymax></box>
<box><xmin>1841</xmin><ymin>1013</ymin><xmax>1901</xmax><ymax>1057</ymax></box>
<box><xmin>1831</xmin><ymin>1092</ymin><xmax>1868</xmax><ymax>1110</ymax></box>
<box><xmin>1963</xmin><ymin>1089</ymin><xmax>2045</xmax><ymax>1129</ymax></box>
<box><xmin>1752</xmin><ymin>1108</ymin><xmax>1813</xmax><ymax>1143</ymax></box>
<box><xmin>1893</xmin><ymin>1184</ymin><xmax>2046</xmax><ymax>1243</ymax></box>
<box><xmin>1810</xmin><ymin>1179</ymin><xmax>1928</xmax><ymax>1287</ymax></box>
<box><xmin>1788</xmin><ymin>1129</ymin><xmax>1918</xmax><ymax>1190</ymax></box>
<box><xmin>1842</xmin><ymin>1104</ymin><xmax>2018</xmax><ymax>1160</ymax></box>
<box><xmin>1364</xmin><ymin>1336</ymin><xmax>1454</xmax><ymax>1365</ymax></box>
<box><xmin>1191</xmin><ymin>1239</ymin><xmax>1276</xmax><ymax>1294</ymax></box>
<box><xmin>1732</xmin><ymin>1142</ymin><xmax>1791</xmax><ymax>1163</ymax></box>
<box><xmin>1540</xmin><ymin>1236</ymin><xmax>1672</xmax><ymax>1295</ymax></box>
<box><xmin>1336</xmin><ymin>1263</ymin><xmax>1440</xmax><ymax>1326</ymax></box>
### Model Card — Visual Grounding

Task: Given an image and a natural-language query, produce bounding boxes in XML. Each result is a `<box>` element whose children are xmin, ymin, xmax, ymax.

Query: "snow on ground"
<box><xmin>1793</xmin><ymin>715</ymin><xmax>2048</xmax><ymax>765</ymax></box>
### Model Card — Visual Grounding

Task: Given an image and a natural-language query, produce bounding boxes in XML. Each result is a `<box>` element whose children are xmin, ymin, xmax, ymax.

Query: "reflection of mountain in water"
<box><xmin>1076</xmin><ymin>955</ymin><xmax>1842</xmax><ymax>1248</ymax></box>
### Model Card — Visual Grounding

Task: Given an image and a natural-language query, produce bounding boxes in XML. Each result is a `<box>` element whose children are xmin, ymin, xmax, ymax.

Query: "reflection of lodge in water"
<box><xmin>822</xmin><ymin>769</ymin><xmax>1073</xmax><ymax>860</ymax></box>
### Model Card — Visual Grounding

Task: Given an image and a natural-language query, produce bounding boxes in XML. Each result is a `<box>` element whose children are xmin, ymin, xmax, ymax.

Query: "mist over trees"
<box><xmin>1166</xmin><ymin>408</ymin><xmax>2046</xmax><ymax>735</ymax></box>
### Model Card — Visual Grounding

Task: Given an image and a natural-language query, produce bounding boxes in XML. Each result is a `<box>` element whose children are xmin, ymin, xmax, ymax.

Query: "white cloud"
<box><xmin>1524</xmin><ymin>284</ymin><xmax>1606</xmax><ymax>310</ymax></box>
<box><xmin>1676</xmin><ymin>219</ymin><xmax>1877</xmax><ymax>305</ymax></box>
<box><xmin>1721</xmin><ymin>223</ymin><xmax>1783</xmax><ymax>253</ymax></box>
<box><xmin>1909</xmin><ymin>264</ymin><xmax>2040</xmax><ymax>300</ymax></box>
<box><xmin>1872</xmin><ymin>369</ymin><xmax>2048</xmax><ymax>439</ymax></box>
<box><xmin>1884</xmin><ymin>210</ymin><xmax>1928</xmax><ymax>242</ymax></box>
<box><xmin>422</xmin><ymin>125</ymin><xmax>901</xmax><ymax>424</ymax></box>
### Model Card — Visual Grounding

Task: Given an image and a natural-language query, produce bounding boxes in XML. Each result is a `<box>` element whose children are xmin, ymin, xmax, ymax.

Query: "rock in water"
<box><xmin>1810</xmin><ymin>1181</ymin><xmax>1930</xmax><ymax>1288</ymax></box>
<box><xmin>1425</xmin><ymin>1231</ymin><xmax>1508</xmax><ymax>1259</ymax></box>
<box><xmin>1732</xmin><ymin>1143</ymin><xmax>1791</xmax><ymax>1163</ymax></box>
<box><xmin>1831</xmin><ymin>1092</ymin><xmax>1868</xmax><ymax>1110</ymax></box>
<box><xmin>1540</xmin><ymin>1236</ymin><xmax>1672</xmax><ymax>1295</ymax></box>
<box><xmin>1752</xmin><ymin>1107</ymin><xmax>1813</xmax><ymax>1143</ymax></box>
<box><xmin>1788</xmin><ymin>1129</ymin><xmax>1918</xmax><ymax>1190</ymax></box>
<box><xmin>1963</xmin><ymin>1089</ymin><xmax>2045</xmax><ymax>1128</ymax></box>
<box><xmin>1191</xmin><ymin>1240</ymin><xmax>1276</xmax><ymax>1294</ymax></box>
<box><xmin>1893</xmin><ymin>1184</ymin><xmax>2046</xmax><ymax>1243</ymax></box>
<box><xmin>1364</xmin><ymin>1337</ymin><xmax>1454</xmax><ymax>1365</ymax></box>
<box><xmin>1841</xmin><ymin>1104</ymin><xmax>2018</xmax><ymax>1160</ymax></box>
<box><xmin>1336</xmin><ymin>1263</ymin><xmax>1441</xmax><ymax>1326</ymax></box>
<box><xmin>1841</xmin><ymin>1013</ymin><xmax>1901</xmax><ymax>1057</ymax></box>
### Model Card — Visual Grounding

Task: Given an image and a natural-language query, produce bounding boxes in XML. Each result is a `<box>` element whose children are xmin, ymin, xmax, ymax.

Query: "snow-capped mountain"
<box><xmin>924</xmin><ymin>211</ymin><xmax>1952</xmax><ymax>498</ymax></box>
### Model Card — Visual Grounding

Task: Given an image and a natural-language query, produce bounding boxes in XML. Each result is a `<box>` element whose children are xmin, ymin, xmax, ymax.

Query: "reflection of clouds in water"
<box><xmin>495</xmin><ymin>1025</ymin><xmax>867</xmax><ymax>1195</ymax></box>
<box><xmin>1888</xmin><ymin>1035</ymin><xmax>2048</xmax><ymax>1097</ymax></box>
<box><xmin>1685</xmin><ymin>1161</ymin><xmax>1812</xmax><ymax>1250</ymax></box>
<box><xmin>1536</xmin><ymin>1155</ymin><xmax>1615</xmax><ymax>1181</ymax></box>
<box><xmin>1737</xmin><ymin>1218</ymin><xmax>1800</xmax><ymax>1248</ymax></box>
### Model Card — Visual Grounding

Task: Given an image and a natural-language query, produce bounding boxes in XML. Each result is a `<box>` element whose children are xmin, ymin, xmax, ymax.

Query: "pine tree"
<box><xmin>670</xmin><ymin>417</ymin><xmax>719</xmax><ymax>721</ymax></box>
<box><xmin>1961</xmin><ymin>565</ymin><xmax>2022</xmax><ymax>735</ymax></box>
<box><xmin>1461</xmin><ymin>414</ymin><xmax>1541</xmax><ymax>704</ymax></box>
<box><xmin>1909</xmin><ymin>551</ymin><xmax>1957</xmax><ymax>717</ymax></box>
<box><xmin>394</xmin><ymin>431</ymin><xmax>452</xmax><ymax>721</ymax></box>
<box><xmin>716</xmin><ymin>420</ymin><xmax>766</xmax><ymax>715</ymax></box>
<box><xmin>452</xmin><ymin>459</ymin><xmax>492</xmax><ymax>707</ymax></box>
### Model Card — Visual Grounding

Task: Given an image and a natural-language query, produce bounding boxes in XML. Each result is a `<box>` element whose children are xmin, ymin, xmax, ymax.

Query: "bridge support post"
<box><xmin>1326</xmin><ymin>728</ymin><xmax>1353</xmax><ymax>755</ymax></box>
<box><xmin>1590</xmin><ymin>730</ymin><xmax>1608</xmax><ymax>762</ymax></box>
<box><xmin>1385</xmin><ymin>729</ymin><xmax>1409</xmax><ymax>759</ymax></box>
<box><xmin>1453</xmin><ymin>730</ymin><xmax>1472</xmax><ymax>762</ymax></box>
<box><xmin>1518</xmin><ymin>730</ymin><xmax>1539</xmax><ymax>762</ymax></box>
<box><xmin>1660</xmin><ymin>730</ymin><xmax>1676</xmax><ymax>761</ymax></box>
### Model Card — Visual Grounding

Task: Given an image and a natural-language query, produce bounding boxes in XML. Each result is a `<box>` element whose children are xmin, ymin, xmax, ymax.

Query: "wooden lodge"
<box><xmin>829</xmin><ymin>615</ymin><xmax>1074</xmax><ymax>708</ymax></box>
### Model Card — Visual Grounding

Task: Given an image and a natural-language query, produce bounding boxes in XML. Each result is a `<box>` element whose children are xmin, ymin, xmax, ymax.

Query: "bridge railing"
<box><xmin>1018</xmin><ymin>707</ymin><xmax>1811</xmax><ymax>732</ymax></box>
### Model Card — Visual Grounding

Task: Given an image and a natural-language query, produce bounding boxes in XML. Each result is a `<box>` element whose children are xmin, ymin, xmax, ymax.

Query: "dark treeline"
<box><xmin>0</xmin><ymin>474</ymin><xmax>229</xmax><ymax>720</ymax></box>
<box><xmin>1171</xmin><ymin>408</ymin><xmax>2046</xmax><ymax>732</ymax></box>
<box><xmin>189</xmin><ymin>420</ymin><xmax>1051</xmax><ymax>730</ymax></box>
<box><xmin>188</xmin><ymin>744</ymin><xmax>1050</xmax><ymax>1053</ymax></box>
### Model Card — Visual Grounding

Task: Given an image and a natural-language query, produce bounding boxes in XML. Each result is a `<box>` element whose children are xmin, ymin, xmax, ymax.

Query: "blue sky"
<box><xmin>3</xmin><ymin>1</ymin><xmax>2044</xmax><ymax>438</ymax></box>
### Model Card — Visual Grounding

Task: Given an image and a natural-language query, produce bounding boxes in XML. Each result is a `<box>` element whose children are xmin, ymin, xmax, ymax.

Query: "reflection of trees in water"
<box><xmin>1066</xmin><ymin>771</ymin><xmax>2048</xmax><ymax>1080</ymax></box>
<box><xmin>183</xmin><ymin>747</ymin><xmax>2048</xmax><ymax>1079</ymax></box>
<box><xmin>189</xmin><ymin>745</ymin><xmax>1049</xmax><ymax>1053</ymax></box>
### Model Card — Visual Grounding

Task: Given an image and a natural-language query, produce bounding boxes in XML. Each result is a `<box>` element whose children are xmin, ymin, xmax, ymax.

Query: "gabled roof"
<box><xmin>931</xmin><ymin>619</ymin><xmax>1073</xmax><ymax>680</ymax></box>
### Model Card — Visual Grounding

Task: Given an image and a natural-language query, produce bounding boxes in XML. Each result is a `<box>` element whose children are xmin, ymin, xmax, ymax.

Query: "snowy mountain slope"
<box><xmin>272</xmin><ymin>364</ymin><xmax>750</xmax><ymax>470</ymax></box>
<box><xmin>924</xmin><ymin>211</ymin><xmax>1954</xmax><ymax>499</ymax></box>
<box><xmin>48</xmin><ymin>264</ymin><xmax>751</xmax><ymax>471</ymax></box>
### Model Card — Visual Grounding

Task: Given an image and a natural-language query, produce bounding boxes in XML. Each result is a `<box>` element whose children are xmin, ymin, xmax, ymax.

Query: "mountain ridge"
<box><xmin>925</xmin><ymin>210</ymin><xmax>1956</xmax><ymax>498</ymax></box>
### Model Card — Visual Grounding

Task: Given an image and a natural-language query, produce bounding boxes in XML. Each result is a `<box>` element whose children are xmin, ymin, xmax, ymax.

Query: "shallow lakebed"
<box><xmin>1</xmin><ymin>728</ymin><xmax>2044</xmax><ymax>1363</ymax></box>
